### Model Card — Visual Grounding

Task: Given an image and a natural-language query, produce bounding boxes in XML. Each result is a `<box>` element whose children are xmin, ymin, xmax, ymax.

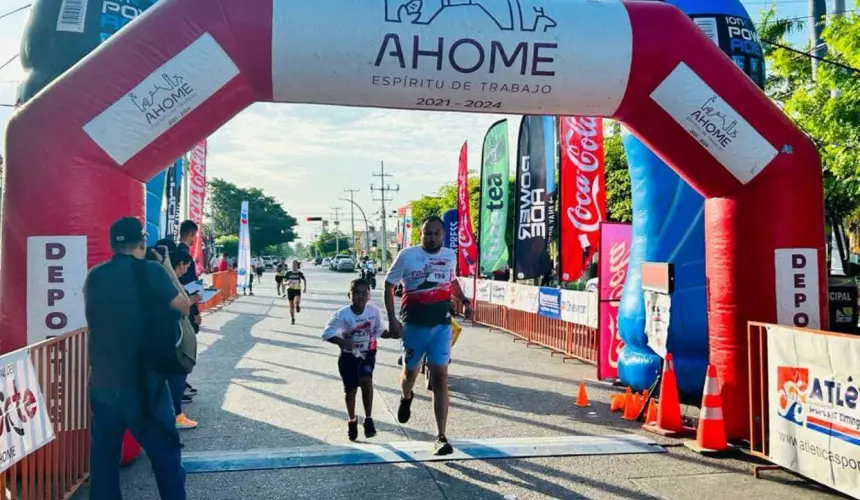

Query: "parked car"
<box><xmin>330</xmin><ymin>255</ymin><xmax>351</xmax><ymax>270</ymax></box>
<box><xmin>321</xmin><ymin>258</ymin><xmax>331</xmax><ymax>268</ymax></box>
<box><xmin>337</xmin><ymin>258</ymin><xmax>356</xmax><ymax>272</ymax></box>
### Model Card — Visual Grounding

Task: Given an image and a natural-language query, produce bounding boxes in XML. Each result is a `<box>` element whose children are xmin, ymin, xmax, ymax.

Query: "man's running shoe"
<box><xmin>291</xmin><ymin>317</ymin><xmax>296</xmax><ymax>325</ymax></box>
<box><xmin>181</xmin><ymin>394</ymin><xmax>193</xmax><ymax>404</ymax></box>
<box><xmin>296</xmin><ymin>305</ymin><xmax>301</xmax><ymax>313</ymax></box>
<box><xmin>185</xmin><ymin>384</ymin><xmax>198</xmax><ymax>396</ymax></box>
<box><xmin>397</xmin><ymin>392</ymin><xmax>414</xmax><ymax>424</ymax></box>
<box><xmin>348</xmin><ymin>419</ymin><xmax>359</xmax><ymax>441</ymax></box>
<box><xmin>363</xmin><ymin>418</ymin><xmax>377</xmax><ymax>438</ymax></box>
<box><xmin>176</xmin><ymin>414</ymin><xmax>198</xmax><ymax>430</ymax></box>
<box><xmin>434</xmin><ymin>435</ymin><xmax>453</xmax><ymax>456</ymax></box>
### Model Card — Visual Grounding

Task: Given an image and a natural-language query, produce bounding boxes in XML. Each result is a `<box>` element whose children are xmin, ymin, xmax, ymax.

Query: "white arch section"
<box><xmin>1</xmin><ymin>0</ymin><xmax>825</xmax><ymax>439</ymax></box>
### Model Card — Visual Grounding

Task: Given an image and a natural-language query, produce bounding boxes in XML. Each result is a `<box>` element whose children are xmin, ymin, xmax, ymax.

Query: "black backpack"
<box><xmin>132</xmin><ymin>259</ymin><xmax>196</xmax><ymax>374</ymax></box>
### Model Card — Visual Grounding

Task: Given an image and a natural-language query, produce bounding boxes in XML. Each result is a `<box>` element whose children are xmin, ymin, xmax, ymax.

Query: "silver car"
<box><xmin>336</xmin><ymin>258</ymin><xmax>356</xmax><ymax>272</ymax></box>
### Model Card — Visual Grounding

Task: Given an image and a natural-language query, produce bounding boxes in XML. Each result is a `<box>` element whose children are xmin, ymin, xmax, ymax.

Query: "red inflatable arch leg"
<box><xmin>1</xmin><ymin>0</ymin><xmax>825</xmax><ymax>441</ymax></box>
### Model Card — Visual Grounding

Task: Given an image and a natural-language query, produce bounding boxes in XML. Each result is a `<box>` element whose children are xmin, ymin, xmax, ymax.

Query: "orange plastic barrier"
<box><xmin>0</xmin><ymin>328</ymin><xmax>90</xmax><ymax>500</ymax></box>
<box><xmin>474</xmin><ymin>299</ymin><xmax>598</xmax><ymax>364</ymax></box>
<box><xmin>199</xmin><ymin>270</ymin><xmax>239</xmax><ymax>314</ymax></box>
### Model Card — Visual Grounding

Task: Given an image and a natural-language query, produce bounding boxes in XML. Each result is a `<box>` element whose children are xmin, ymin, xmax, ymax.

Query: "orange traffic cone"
<box><xmin>575</xmin><ymin>382</ymin><xmax>590</xmax><ymax>407</ymax></box>
<box><xmin>645</xmin><ymin>399</ymin><xmax>658</xmax><ymax>425</ymax></box>
<box><xmin>610</xmin><ymin>394</ymin><xmax>625</xmax><ymax>412</ymax></box>
<box><xmin>685</xmin><ymin>365</ymin><xmax>732</xmax><ymax>455</ymax></box>
<box><xmin>622</xmin><ymin>388</ymin><xmax>638</xmax><ymax>420</ymax></box>
<box><xmin>642</xmin><ymin>353</ymin><xmax>693</xmax><ymax>436</ymax></box>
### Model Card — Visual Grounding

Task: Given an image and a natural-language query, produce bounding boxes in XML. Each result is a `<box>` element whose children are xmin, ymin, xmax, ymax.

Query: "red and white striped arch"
<box><xmin>1</xmin><ymin>0</ymin><xmax>825</xmax><ymax>439</ymax></box>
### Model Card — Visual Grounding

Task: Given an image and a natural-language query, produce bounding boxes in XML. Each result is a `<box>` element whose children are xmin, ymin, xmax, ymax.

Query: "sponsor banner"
<box><xmin>543</xmin><ymin>116</ymin><xmax>558</xmax><ymax>258</ymax></box>
<box><xmin>775</xmin><ymin>249</ymin><xmax>821</xmax><ymax>330</ymax></box>
<box><xmin>644</xmin><ymin>291</ymin><xmax>671</xmax><ymax>359</ymax></box>
<box><xmin>560</xmin><ymin>290</ymin><xmax>598</xmax><ymax>328</ymax></box>
<box><xmin>598</xmin><ymin>223</ymin><xmax>632</xmax><ymax>302</ymax></box>
<box><xmin>188</xmin><ymin>141</ymin><xmax>208</xmax><ymax>274</ymax></box>
<box><xmin>514</xmin><ymin>116</ymin><xmax>552</xmax><ymax>280</ymax></box>
<box><xmin>457</xmin><ymin>142</ymin><xmax>478</xmax><ymax>276</ymax></box>
<box><xmin>0</xmin><ymin>348</ymin><xmax>56</xmax><ymax>474</ymax></box>
<box><xmin>517</xmin><ymin>285</ymin><xmax>540</xmax><ymax>314</ymax></box>
<box><xmin>598</xmin><ymin>300</ymin><xmax>624</xmax><ymax>380</ymax></box>
<box><xmin>27</xmin><ymin>236</ymin><xmax>87</xmax><ymax>345</ymax></box>
<box><xmin>506</xmin><ymin>282</ymin><xmax>522</xmax><ymax>309</ymax></box>
<box><xmin>490</xmin><ymin>281</ymin><xmax>508</xmax><ymax>305</ymax></box>
<box><xmin>650</xmin><ymin>62</ymin><xmax>777</xmax><ymax>184</ymax></box>
<box><xmin>767</xmin><ymin>325</ymin><xmax>860</xmax><ymax>498</ymax></box>
<box><xmin>559</xmin><ymin>116</ymin><xmax>605</xmax><ymax>282</ymax></box>
<box><xmin>237</xmin><ymin>201</ymin><xmax>251</xmax><ymax>289</ymax></box>
<box><xmin>828</xmin><ymin>278</ymin><xmax>858</xmax><ymax>334</ymax></box>
<box><xmin>458</xmin><ymin>277</ymin><xmax>474</xmax><ymax>300</ymax></box>
<box><xmin>476</xmin><ymin>279</ymin><xmax>492</xmax><ymax>302</ymax></box>
<box><xmin>83</xmin><ymin>33</ymin><xmax>240</xmax><ymax>166</ymax></box>
<box><xmin>145</xmin><ymin>170</ymin><xmax>167</xmax><ymax>246</ymax></box>
<box><xmin>689</xmin><ymin>14</ymin><xmax>765</xmax><ymax>89</ymax></box>
<box><xmin>271</xmin><ymin>0</ymin><xmax>633</xmax><ymax>116</ymax></box>
<box><xmin>402</xmin><ymin>206</ymin><xmax>413</xmax><ymax>248</ymax></box>
<box><xmin>443</xmin><ymin>209</ymin><xmax>458</xmax><ymax>251</ymax></box>
<box><xmin>163</xmin><ymin>159</ymin><xmax>183</xmax><ymax>240</ymax></box>
<box><xmin>538</xmin><ymin>287</ymin><xmax>561</xmax><ymax>319</ymax></box>
<box><xmin>479</xmin><ymin>120</ymin><xmax>511</xmax><ymax>276</ymax></box>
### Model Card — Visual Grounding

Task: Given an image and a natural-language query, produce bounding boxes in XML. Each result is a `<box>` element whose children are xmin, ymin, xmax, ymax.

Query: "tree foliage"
<box><xmin>603</xmin><ymin>126</ymin><xmax>632</xmax><ymax>223</ymax></box>
<box><xmin>215</xmin><ymin>235</ymin><xmax>238</xmax><ymax>257</ymax></box>
<box><xmin>206</xmin><ymin>178</ymin><xmax>298</xmax><ymax>254</ymax></box>
<box><xmin>309</xmin><ymin>231</ymin><xmax>351</xmax><ymax>257</ymax></box>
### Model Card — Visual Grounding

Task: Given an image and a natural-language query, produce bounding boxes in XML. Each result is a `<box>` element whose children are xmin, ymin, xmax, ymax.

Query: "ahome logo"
<box><xmin>688</xmin><ymin>95</ymin><xmax>738</xmax><ymax>148</ymax></box>
<box><xmin>377</xmin><ymin>0</ymin><xmax>558</xmax><ymax>76</ymax></box>
<box><xmin>128</xmin><ymin>73</ymin><xmax>195</xmax><ymax>126</ymax></box>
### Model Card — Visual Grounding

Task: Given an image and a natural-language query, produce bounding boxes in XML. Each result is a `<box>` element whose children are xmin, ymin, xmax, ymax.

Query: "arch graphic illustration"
<box><xmin>2</xmin><ymin>0</ymin><xmax>826</xmax><ymax>439</ymax></box>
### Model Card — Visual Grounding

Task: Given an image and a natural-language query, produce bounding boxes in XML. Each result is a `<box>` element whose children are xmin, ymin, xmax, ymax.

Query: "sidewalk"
<box><xmin>73</xmin><ymin>269</ymin><xmax>843</xmax><ymax>499</ymax></box>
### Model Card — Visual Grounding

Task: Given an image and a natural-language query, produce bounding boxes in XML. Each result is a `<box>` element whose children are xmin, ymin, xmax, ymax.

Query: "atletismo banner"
<box><xmin>560</xmin><ymin>116</ymin><xmax>606</xmax><ymax>283</ymax></box>
<box><xmin>188</xmin><ymin>141</ymin><xmax>207</xmax><ymax>274</ymax></box>
<box><xmin>514</xmin><ymin>116</ymin><xmax>552</xmax><ymax>280</ymax></box>
<box><xmin>457</xmin><ymin>142</ymin><xmax>477</xmax><ymax>276</ymax></box>
<box><xmin>597</xmin><ymin>222</ymin><xmax>631</xmax><ymax>380</ymax></box>
<box><xmin>478</xmin><ymin>120</ymin><xmax>510</xmax><ymax>276</ymax></box>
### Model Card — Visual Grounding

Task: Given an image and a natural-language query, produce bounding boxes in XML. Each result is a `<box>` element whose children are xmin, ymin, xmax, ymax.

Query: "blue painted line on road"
<box><xmin>182</xmin><ymin>435</ymin><xmax>664</xmax><ymax>474</ymax></box>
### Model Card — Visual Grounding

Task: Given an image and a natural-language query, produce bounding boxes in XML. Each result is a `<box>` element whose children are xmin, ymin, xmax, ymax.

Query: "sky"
<box><xmin>0</xmin><ymin>0</ymin><xmax>855</xmax><ymax>242</ymax></box>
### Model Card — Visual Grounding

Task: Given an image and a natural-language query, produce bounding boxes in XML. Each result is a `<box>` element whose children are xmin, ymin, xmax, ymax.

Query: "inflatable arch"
<box><xmin>2</xmin><ymin>0</ymin><xmax>826</xmax><ymax>440</ymax></box>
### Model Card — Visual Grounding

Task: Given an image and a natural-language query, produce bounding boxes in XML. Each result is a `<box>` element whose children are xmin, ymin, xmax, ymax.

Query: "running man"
<box><xmin>384</xmin><ymin>215</ymin><xmax>473</xmax><ymax>455</ymax></box>
<box><xmin>284</xmin><ymin>260</ymin><xmax>307</xmax><ymax>324</ymax></box>
<box><xmin>274</xmin><ymin>262</ymin><xmax>285</xmax><ymax>297</ymax></box>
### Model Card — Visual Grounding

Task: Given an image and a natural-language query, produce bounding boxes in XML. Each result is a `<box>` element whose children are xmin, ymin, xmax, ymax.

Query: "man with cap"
<box><xmin>84</xmin><ymin>217</ymin><xmax>194</xmax><ymax>499</ymax></box>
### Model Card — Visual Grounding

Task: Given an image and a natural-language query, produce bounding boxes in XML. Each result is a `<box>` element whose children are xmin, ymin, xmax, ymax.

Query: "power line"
<box><xmin>761</xmin><ymin>37</ymin><xmax>860</xmax><ymax>74</ymax></box>
<box><xmin>0</xmin><ymin>53</ymin><xmax>19</xmax><ymax>73</ymax></box>
<box><xmin>0</xmin><ymin>4</ymin><xmax>31</xmax><ymax>21</ymax></box>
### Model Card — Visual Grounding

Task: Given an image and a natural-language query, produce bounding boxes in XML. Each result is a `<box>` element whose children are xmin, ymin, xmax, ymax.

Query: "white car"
<box><xmin>321</xmin><ymin>258</ymin><xmax>331</xmax><ymax>268</ymax></box>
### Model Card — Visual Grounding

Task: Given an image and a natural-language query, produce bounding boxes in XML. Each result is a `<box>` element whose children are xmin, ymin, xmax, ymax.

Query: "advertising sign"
<box><xmin>457</xmin><ymin>142</ymin><xmax>478</xmax><ymax>276</ymax></box>
<box><xmin>443</xmin><ymin>209</ymin><xmax>459</xmax><ymax>251</ymax></box>
<box><xmin>538</xmin><ymin>287</ymin><xmax>561</xmax><ymax>319</ymax></box>
<box><xmin>514</xmin><ymin>116</ymin><xmax>552</xmax><ymax>280</ymax></box>
<box><xmin>27</xmin><ymin>236</ymin><xmax>87</xmax><ymax>345</ymax></box>
<box><xmin>187</xmin><ymin>141</ymin><xmax>208</xmax><ymax>275</ymax></box>
<box><xmin>0</xmin><ymin>348</ymin><xmax>55</xmax><ymax>474</ymax></box>
<box><xmin>236</xmin><ymin>201</ymin><xmax>251</xmax><ymax>289</ymax></box>
<box><xmin>598</xmin><ymin>223</ymin><xmax>632</xmax><ymax>302</ymax></box>
<box><xmin>479</xmin><ymin>120</ymin><xmax>511</xmax><ymax>275</ymax></box>
<box><xmin>476</xmin><ymin>279</ymin><xmax>492</xmax><ymax>302</ymax></box>
<box><xmin>561</xmin><ymin>289</ymin><xmax>598</xmax><ymax>329</ymax></box>
<box><xmin>775</xmin><ymin>248</ymin><xmax>821</xmax><ymax>330</ymax></box>
<box><xmin>490</xmin><ymin>282</ymin><xmax>508</xmax><ymax>305</ymax></box>
<box><xmin>644</xmin><ymin>291</ymin><xmax>671</xmax><ymax>358</ymax></box>
<box><xmin>271</xmin><ymin>0</ymin><xmax>633</xmax><ymax>116</ymax></box>
<box><xmin>767</xmin><ymin>325</ymin><xmax>860</xmax><ymax>498</ymax></box>
<box><xmin>598</xmin><ymin>300</ymin><xmax>624</xmax><ymax>380</ymax></box>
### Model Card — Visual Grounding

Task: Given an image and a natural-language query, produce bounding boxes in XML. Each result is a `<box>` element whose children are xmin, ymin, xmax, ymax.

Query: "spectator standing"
<box><xmin>84</xmin><ymin>217</ymin><xmax>189</xmax><ymax>499</ymax></box>
<box><xmin>177</xmin><ymin>221</ymin><xmax>201</xmax><ymax>399</ymax></box>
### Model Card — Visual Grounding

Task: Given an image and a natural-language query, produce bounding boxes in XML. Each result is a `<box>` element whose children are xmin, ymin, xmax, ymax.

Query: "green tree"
<box><xmin>215</xmin><ymin>235</ymin><xmax>239</xmax><ymax>258</ymax></box>
<box><xmin>604</xmin><ymin>129</ymin><xmax>632</xmax><ymax>223</ymax></box>
<box><xmin>310</xmin><ymin>231</ymin><xmax>351</xmax><ymax>256</ymax></box>
<box><xmin>206</xmin><ymin>178</ymin><xmax>298</xmax><ymax>254</ymax></box>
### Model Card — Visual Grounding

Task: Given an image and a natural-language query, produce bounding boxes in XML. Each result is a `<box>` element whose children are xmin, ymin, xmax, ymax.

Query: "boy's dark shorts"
<box><xmin>287</xmin><ymin>289</ymin><xmax>302</xmax><ymax>302</ymax></box>
<box><xmin>338</xmin><ymin>350</ymin><xmax>377</xmax><ymax>392</ymax></box>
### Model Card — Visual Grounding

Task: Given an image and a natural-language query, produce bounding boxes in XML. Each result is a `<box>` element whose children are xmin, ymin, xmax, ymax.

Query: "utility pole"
<box><xmin>344</xmin><ymin>188</ymin><xmax>360</xmax><ymax>255</ymax></box>
<box><xmin>370</xmin><ymin>161</ymin><xmax>399</xmax><ymax>271</ymax></box>
<box><xmin>330</xmin><ymin>206</ymin><xmax>344</xmax><ymax>255</ymax></box>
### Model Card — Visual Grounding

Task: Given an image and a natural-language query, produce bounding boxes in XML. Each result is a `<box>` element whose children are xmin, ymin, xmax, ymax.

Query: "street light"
<box><xmin>340</xmin><ymin>198</ymin><xmax>371</xmax><ymax>257</ymax></box>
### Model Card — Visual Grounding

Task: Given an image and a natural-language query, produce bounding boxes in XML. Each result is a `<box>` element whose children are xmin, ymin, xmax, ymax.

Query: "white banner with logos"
<box><xmin>0</xmin><ymin>348</ymin><xmax>55</xmax><ymax>474</ymax></box>
<box><xmin>458</xmin><ymin>277</ymin><xmax>474</xmax><ymax>300</ymax></box>
<box><xmin>560</xmin><ymin>290</ymin><xmax>598</xmax><ymax>328</ymax></box>
<box><xmin>505</xmin><ymin>283</ymin><xmax>540</xmax><ymax>314</ymax></box>
<box><xmin>475</xmin><ymin>279</ymin><xmax>492</xmax><ymax>302</ymax></box>
<box><xmin>490</xmin><ymin>282</ymin><xmax>508</xmax><ymax>305</ymax></box>
<box><xmin>644</xmin><ymin>291</ymin><xmax>671</xmax><ymax>358</ymax></box>
<box><xmin>767</xmin><ymin>325</ymin><xmax>860</xmax><ymax>498</ymax></box>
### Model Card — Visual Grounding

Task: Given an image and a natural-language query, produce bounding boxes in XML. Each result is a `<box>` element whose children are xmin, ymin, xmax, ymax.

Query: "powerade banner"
<box><xmin>687</xmin><ymin>14</ymin><xmax>765</xmax><ymax>89</ymax></box>
<box><xmin>237</xmin><ymin>201</ymin><xmax>251</xmax><ymax>289</ymax></box>
<box><xmin>18</xmin><ymin>0</ymin><xmax>160</xmax><ymax>103</ymax></box>
<box><xmin>457</xmin><ymin>142</ymin><xmax>477</xmax><ymax>277</ymax></box>
<box><xmin>443</xmin><ymin>209</ymin><xmax>458</xmax><ymax>251</ymax></box>
<box><xmin>478</xmin><ymin>120</ymin><xmax>510</xmax><ymax>276</ymax></box>
<box><xmin>514</xmin><ymin>116</ymin><xmax>551</xmax><ymax>280</ymax></box>
<box><xmin>559</xmin><ymin>117</ymin><xmax>605</xmax><ymax>283</ymax></box>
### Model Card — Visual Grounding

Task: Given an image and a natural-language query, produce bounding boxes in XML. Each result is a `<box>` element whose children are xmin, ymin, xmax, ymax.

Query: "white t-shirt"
<box><xmin>385</xmin><ymin>246</ymin><xmax>457</xmax><ymax>325</ymax></box>
<box><xmin>321</xmin><ymin>303</ymin><xmax>386</xmax><ymax>357</ymax></box>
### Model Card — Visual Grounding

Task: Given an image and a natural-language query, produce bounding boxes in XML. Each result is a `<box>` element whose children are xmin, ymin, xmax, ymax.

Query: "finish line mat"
<box><xmin>182</xmin><ymin>434</ymin><xmax>665</xmax><ymax>473</ymax></box>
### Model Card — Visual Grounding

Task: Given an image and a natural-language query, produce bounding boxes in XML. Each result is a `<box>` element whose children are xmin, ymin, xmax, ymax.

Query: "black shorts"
<box><xmin>338</xmin><ymin>351</ymin><xmax>376</xmax><ymax>392</ymax></box>
<box><xmin>287</xmin><ymin>289</ymin><xmax>302</xmax><ymax>301</ymax></box>
<box><xmin>275</xmin><ymin>276</ymin><xmax>284</xmax><ymax>283</ymax></box>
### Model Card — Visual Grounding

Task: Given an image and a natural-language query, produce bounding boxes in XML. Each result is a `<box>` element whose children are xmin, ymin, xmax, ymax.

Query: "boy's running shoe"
<box><xmin>363</xmin><ymin>418</ymin><xmax>377</xmax><ymax>438</ymax></box>
<box><xmin>434</xmin><ymin>435</ymin><xmax>453</xmax><ymax>456</ymax></box>
<box><xmin>348</xmin><ymin>419</ymin><xmax>359</xmax><ymax>441</ymax></box>
<box><xmin>397</xmin><ymin>392</ymin><xmax>414</xmax><ymax>424</ymax></box>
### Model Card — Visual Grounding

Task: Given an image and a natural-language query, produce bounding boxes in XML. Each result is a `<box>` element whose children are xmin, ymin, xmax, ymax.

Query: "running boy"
<box><xmin>284</xmin><ymin>260</ymin><xmax>307</xmax><ymax>325</ymax></box>
<box><xmin>322</xmin><ymin>278</ymin><xmax>389</xmax><ymax>441</ymax></box>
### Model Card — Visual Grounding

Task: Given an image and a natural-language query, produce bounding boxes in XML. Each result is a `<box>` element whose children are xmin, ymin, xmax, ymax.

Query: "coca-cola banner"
<box><xmin>560</xmin><ymin>117</ymin><xmax>606</xmax><ymax>283</ymax></box>
<box><xmin>457</xmin><ymin>143</ymin><xmax>478</xmax><ymax>276</ymax></box>
<box><xmin>514</xmin><ymin>116</ymin><xmax>552</xmax><ymax>280</ymax></box>
<box><xmin>598</xmin><ymin>301</ymin><xmax>624</xmax><ymax>380</ymax></box>
<box><xmin>188</xmin><ymin>140</ymin><xmax>208</xmax><ymax>274</ymax></box>
<box><xmin>597</xmin><ymin>222</ymin><xmax>631</xmax><ymax>380</ymax></box>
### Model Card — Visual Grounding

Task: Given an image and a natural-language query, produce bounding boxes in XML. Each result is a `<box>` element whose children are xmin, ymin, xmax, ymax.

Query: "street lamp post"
<box><xmin>340</xmin><ymin>198</ymin><xmax>371</xmax><ymax>257</ymax></box>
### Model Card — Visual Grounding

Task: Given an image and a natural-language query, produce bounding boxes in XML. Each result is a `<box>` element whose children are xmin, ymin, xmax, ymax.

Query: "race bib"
<box><xmin>426</xmin><ymin>265</ymin><xmax>450</xmax><ymax>283</ymax></box>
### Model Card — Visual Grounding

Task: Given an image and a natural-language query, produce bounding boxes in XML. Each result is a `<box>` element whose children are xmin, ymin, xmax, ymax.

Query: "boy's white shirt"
<box><xmin>321</xmin><ymin>303</ymin><xmax>387</xmax><ymax>358</ymax></box>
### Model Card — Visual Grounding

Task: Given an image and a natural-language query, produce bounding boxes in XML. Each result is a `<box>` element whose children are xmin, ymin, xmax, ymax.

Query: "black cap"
<box><xmin>110</xmin><ymin>217</ymin><xmax>146</xmax><ymax>247</ymax></box>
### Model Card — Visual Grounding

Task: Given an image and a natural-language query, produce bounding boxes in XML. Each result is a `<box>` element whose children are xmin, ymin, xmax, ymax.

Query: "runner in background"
<box><xmin>274</xmin><ymin>262</ymin><xmax>285</xmax><ymax>297</ymax></box>
<box><xmin>384</xmin><ymin>216</ymin><xmax>473</xmax><ymax>456</ymax></box>
<box><xmin>284</xmin><ymin>260</ymin><xmax>307</xmax><ymax>325</ymax></box>
<box><xmin>322</xmin><ymin>278</ymin><xmax>390</xmax><ymax>441</ymax></box>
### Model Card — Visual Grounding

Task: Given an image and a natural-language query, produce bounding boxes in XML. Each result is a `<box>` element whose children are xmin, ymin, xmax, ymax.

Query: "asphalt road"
<box><xmin>72</xmin><ymin>264</ymin><xmax>845</xmax><ymax>499</ymax></box>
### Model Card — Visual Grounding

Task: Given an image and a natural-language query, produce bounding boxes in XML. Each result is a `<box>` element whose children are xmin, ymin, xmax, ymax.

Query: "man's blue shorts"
<box><xmin>401</xmin><ymin>323</ymin><xmax>452</xmax><ymax>371</ymax></box>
